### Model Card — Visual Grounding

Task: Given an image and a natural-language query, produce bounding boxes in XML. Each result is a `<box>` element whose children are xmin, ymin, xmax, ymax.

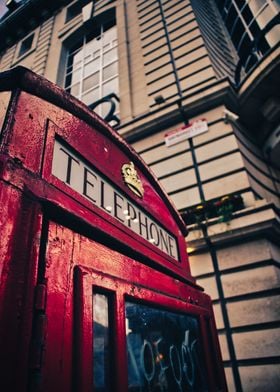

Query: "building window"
<box><xmin>64</xmin><ymin>17</ymin><xmax>119</xmax><ymax>125</ymax></box>
<box><xmin>93</xmin><ymin>292</ymin><xmax>112</xmax><ymax>391</ymax></box>
<box><xmin>18</xmin><ymin>32</ymin><xmax>35</xmax><ymax>58</ymax></box>
<box><xmin>65</xmin><ymin>1</ymin><xmax>82</xmax><ymax>23</ymax></box>
<box><xmin>215</xmin><ymin>0</ymin><xmax>280</xmax><ymax>80</ymax></box>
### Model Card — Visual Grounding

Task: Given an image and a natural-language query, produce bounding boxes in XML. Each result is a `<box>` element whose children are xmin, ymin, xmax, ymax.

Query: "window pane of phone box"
<box><xmin>125</xmin><ymin>301</ymin><xmax>208</xmax><ymax>392</ymax></box>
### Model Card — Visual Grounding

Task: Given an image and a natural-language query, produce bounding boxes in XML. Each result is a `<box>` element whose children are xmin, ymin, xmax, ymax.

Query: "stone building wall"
<box><xmin>0</xmin><ymin>1</ymin><xmax>279</xmax><ymax>390</ymax></box>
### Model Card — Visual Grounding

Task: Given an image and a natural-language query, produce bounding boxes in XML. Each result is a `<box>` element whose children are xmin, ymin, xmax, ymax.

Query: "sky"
<box><xmin>0</xmin><ymin>0</ymin><xmax>7</xmax><ymax>18</ymax></box>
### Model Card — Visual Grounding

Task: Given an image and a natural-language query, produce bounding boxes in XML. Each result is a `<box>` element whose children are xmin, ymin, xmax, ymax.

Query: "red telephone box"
<box><xmin>0</xmin><ymin>67</ymin><xmax>227</xmax><ymax>391</ymax></box>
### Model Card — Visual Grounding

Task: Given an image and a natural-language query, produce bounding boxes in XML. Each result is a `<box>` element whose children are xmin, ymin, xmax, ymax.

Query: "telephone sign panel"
<box><xmin>52</xmin><ymin>139</ymin><xmax>179</xmax><ymax>261</ymax></box>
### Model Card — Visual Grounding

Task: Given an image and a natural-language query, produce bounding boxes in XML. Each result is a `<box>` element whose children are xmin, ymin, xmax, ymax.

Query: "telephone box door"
<box><xmin>40</xmin><ymin>221</ymin><xmax>225</xmax><ymax>392</ymax></box>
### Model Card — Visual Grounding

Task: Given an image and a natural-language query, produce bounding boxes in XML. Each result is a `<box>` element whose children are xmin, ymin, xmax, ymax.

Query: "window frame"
<box><xmin>65</xmin><ymin>0</ymin><xmax>82</xmax><ymax>24</ymax></box>
<box><xmin>13</xmin><ymin>30</ymin><xmax>39</xmax><ymax>63</ymax></box>
<box><xmin>62</xmin><ymin>12</ymin><xmax>119</xmax><ymax>123</ymax></box>
<box><xmin>73</xmin><ymin>265</ymin><xmax>223</xmax><ymax>391</ymax></box>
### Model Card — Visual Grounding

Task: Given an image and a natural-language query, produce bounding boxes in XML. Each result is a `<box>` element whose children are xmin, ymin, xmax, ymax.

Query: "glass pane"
<box><xmin>249</xmin><ymin>0</ymin><xmax>267</xmax><ymax>14</ymax></box>
<box><xmin>249</xmin><ymin>18</ymin><xmax>261</xmax><ymax>36</ymax></box>
<box><xmin>19</xmin><ymin>33</ymin><xmax>34</xmax><ymax>57</ymax></box>
<box><xmin>103</xmin><ymin>62</ymin><xmax>118</xmax><ymax>81</ymax></box>
<box><xmin>84</xmin><ymin>54</ymin><xmax>92</xmax><ymax>63</ymax></box>
<box><xmin>70</xmin><ymin>82</ymin><xmax>80</xmax><ymax>97</ymax></box>
<box><xmin>231</xmin><ymin>19</ymin><xmax>245</xmax><ymax>47</ymax></box>
<box><xmin>82</xmin><ymin>87</ymin><xmax>100</xmax><ymax>105</ymax></box>
<box><xmin>103</xmin><ymin>25</ymin><xmax>117</xmax><ymax>46</ymax></box>
<box><xmin>103</xmin><ymin>43</ymin><xmax>111</xmax><ymax>52</ymax></box>
<box><xmin>238</xmin><ymin>34</ymin><xmax>252</xmax><ymax>62</ymax></box>
<box><xmin>66</xmin><ymin>1</ymin><xmax>81</xmax><ymax>23</ymax></box>
<box><xmin>93</xmin><ymin>49</ymin><xmax>101</xmax><ymax>59</ymax></box>
<box><xmin>225</xmin><ymin>6</ymin><xmax>238</xmax><ymax>33</ymax></box>
<box><xmin>256</xmin><ymin>5</ymin><xmax>274</xmax><ymax>29</ymax></box>
<box><xmin>82</xmin><ymin>72</ymin><xmax>99</xmax><ymax>92</ymax></box>
<box><xmin>65</xmin><ymin>73</ymin><xmax>72</xmax><ymax>88</ymax></box>
<box><xmin>84</xmin><ymin>58</ymin><xmax>100</xmax><ymax>78</ymax></box>
<box><xmin>93</xmin><ymin>293</ymin><xmax>110</xmax><ymax>392</ymax></box>
<box><xmin>72</xmin><ymin>68</ymin><xmax>82</xmax><ymax>84</ymax></box>
<box><xmin>102</xmin><ymin>77</ymin><xmax>119</xmax><ymax>97</ymax></box>
<box><xmin>241</xmin><ymin>5</ymin><xmax>254</xmax><ymax>25</ymax></box>
<box><xmin>125</xmin><ymin>302</ymin><xmax>208</xmax><ymax>392</ymax></box>
<box><xmin>72</xmin><ymin>49</ymin><xmax>83</xmax><ymax>66</ymax></box>
<box><xmin>85</xmin><ymin>37</ymin><xmax>101</xmax><ymax>57</ymax></box>
<box><xmin>103</xmin><ymin>48</ymin><xmax>118</xmax><ymax>66</ymax></box>
<box><xmin>265</xmin><ymin>25</ymin><xmax>280</xmax><ymax>48</ymax></box>
<box><xmin>73</xmin><ymin>61</ymin><xmax>82</xmax><ymax>71</ymax></box>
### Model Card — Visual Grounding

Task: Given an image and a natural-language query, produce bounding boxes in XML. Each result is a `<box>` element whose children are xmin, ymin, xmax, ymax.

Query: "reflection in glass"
<box><xmin>93</xmin><ymin>293</ymin><xmax>110</xmax><ymax>392</ymax></box>
<box><xmin>82</xmin><ymin>72</ymin><xmax>100</xmax><ymax>92</ymax></box>
<box><xmin>125</xmin><ymin>302</ymin><xmax>208</xmax><ymax>392</ymax></box>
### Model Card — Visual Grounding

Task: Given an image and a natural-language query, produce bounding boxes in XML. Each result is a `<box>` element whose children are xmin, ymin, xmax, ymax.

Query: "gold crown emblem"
<box><xmin>121</xmin><ymin>162</ymin><xmax>144</xmax><ymax>198</ymax></box>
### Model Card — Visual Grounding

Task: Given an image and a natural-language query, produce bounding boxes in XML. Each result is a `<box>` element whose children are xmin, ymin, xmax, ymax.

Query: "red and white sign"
<box><xmin>52</xmin><ymin>139</ymin><xmax>179</xmax><ymax>261</ymax></box>
<box><xmin>165</xmin><ymin>119</ymin><xmax>208</xmax><ymax>147</ymax></box>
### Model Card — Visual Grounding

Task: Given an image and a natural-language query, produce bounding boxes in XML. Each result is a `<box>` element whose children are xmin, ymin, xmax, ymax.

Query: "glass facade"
<box><xmin>215</xmin><ymin>0</ymin><xmax>280</xmax><ymax>78</ymax></box>
<box><xmin>64</xmin><ymin>19</ymin><xmax>119</xmax><ymax>119</ymax></box>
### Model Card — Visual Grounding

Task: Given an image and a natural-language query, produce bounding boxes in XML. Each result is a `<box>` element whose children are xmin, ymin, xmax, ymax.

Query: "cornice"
<box><xmin>0</xmin><ymin>0</ymin><xmax>71</xmax><ymax>52</ymax></box>
<box><xmin>120</xmin><ymin>78</ymin><xmax>238</xmax><ymax>143</ymax></box>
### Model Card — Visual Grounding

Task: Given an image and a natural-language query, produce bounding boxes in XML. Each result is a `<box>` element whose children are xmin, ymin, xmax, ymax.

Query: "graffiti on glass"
<box><xmin>125</xmin><ymin>302</ymin><xmax>208</xmax><ymax>392</ymax></box>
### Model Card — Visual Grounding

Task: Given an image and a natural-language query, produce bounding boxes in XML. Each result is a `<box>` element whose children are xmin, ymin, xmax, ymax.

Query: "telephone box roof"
<box><xmin>0</xmin><ymin>66</ymin><xmax>188</xmax><ymax>238</ymax></box>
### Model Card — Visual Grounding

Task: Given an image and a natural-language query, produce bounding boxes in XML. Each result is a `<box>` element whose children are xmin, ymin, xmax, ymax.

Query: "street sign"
<box><xmin>165</xmin><ymin>119</ymin><xmax>208</xmax><ymax>147</ymax></box>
